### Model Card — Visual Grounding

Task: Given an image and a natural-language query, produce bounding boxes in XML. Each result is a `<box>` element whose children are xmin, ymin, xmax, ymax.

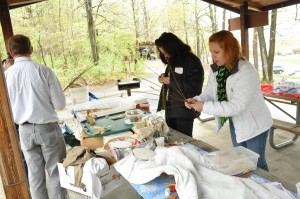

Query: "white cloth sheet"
<box><xmin>114</xmin><ymin>146</ymin><xmax>281</xmax><ymax>199</ymax></box>
<box><xmin>81</xmin><ymin>157</ymin><xmax>108</xmax><ymax>199</ymax></box>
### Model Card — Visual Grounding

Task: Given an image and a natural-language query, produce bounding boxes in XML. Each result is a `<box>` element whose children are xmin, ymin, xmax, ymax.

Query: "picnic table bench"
<box><xmin>262</xmin><ymin>92</ymin><xmax>300</xmax><ymax>149</ymax></box>
<box><xmin>269</xmin><ymin>119</ymin><xmax>300</xmax><ymax>149</ymax></box>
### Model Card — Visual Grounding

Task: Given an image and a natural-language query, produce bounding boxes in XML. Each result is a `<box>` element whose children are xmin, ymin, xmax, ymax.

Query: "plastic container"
<box><xmin>125</xmin><ymin>110</ymin><xmax>142</xmax><ymax>122</ymax></box>
<box><xmin>296</xmin><ymin>182</ymin><xmax>300</xmax><ymax>199</ymax></box>
<box><xmin>203</xmin><ymin>146</ymin><xmax>260</xmax><ymax>176</ymax></box>
<box><xmin>72</xmin><ymin>97</ymin><xmax>135</xmax><ymax>122</ymax></box>
<box><xmin>70</xmin><ymin>86</ymin><xmax>89</xmax><ymax>104</ymax></box>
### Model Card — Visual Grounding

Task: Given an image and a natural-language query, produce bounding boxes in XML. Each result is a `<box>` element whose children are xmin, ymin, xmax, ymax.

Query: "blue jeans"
<box><xmin>229</xmin><ymin>121</ymin><xmax>269</xmax><ymax>171</ymax></box>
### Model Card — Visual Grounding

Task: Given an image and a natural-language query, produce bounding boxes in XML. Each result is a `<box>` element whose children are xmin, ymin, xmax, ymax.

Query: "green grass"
<box><xmin>275</xmin><ymin>55</ymin><xmax>300</xmax><ymax>65</ymax></box>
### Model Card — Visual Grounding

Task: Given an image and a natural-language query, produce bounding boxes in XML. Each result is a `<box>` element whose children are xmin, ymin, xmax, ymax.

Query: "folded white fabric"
<box><xmin>81</xmin><ymin>157</ymin><xmax>108</xmax><ymax>199</ymax></box>
<box><xmin>114</xmin><ymin>146</ymin><xmax>281</xmax><ymax>199</ymax></box>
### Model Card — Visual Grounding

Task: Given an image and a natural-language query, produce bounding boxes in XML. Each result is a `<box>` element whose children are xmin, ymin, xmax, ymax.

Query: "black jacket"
<box><xmin>157</xmin><ymin>53</ymin><xmax>204</xmax><ymax>119</ymax></box>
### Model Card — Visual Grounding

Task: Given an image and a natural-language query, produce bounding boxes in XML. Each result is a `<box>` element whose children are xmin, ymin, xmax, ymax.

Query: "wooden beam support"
<box><xmin>0</xmin><ymin>65</ymin><xmax>31</xmax><ymax>198</ymax></box>
<box><xmin>262</xmin><ymin>0</ymin><xmax>300</xmax><ymax>11</ymax></box>
<box><xmin>0</xmin><ymin>0</ymin><xmax>14</xmax><ymax>52</ymax></box>
<box><xmin>201</xmin><ymin>0</ymin><xmax>240</xmax><ymax>14</ymax></box>
<box><xmin>240</xmin><ymin>1</ymin><xmax>249</xmax><ymax>60</ymax></box>
<box><xmin>228</xmin><ymin>11</ymin><xmax>268</xmax><ymax>31</ymax></box>
<box><xmin>0</xmin><ymin>1</ymin><xmax>30</xmax><ymax>198</ymax></box>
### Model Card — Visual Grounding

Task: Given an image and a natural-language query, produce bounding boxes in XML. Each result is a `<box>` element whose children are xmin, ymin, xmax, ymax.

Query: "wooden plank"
<box><xmin>262</xmin><ymin>0</ymin><xmax>300</xmax><ymax>11</ymax></box>
<box><xmin>272</xmin><ymin>119</ymin><xmax>300</xmax><ymax>135</ymax></box>
<box><xmin>228</xmin><ymin>17</ymin><xmax>240</xmax><ymax>31</ymax></box>
<box><xmin>229</xmin><ymin>11</ymin><xmax>268</xmax><ymax>31</ymax></box>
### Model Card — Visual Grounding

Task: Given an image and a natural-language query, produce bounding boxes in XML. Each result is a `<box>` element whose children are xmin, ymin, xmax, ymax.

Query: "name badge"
<box><xmin>175</xmin><ymin>67</ymin><xmax>183</xmax><ymax>74</ymax></box>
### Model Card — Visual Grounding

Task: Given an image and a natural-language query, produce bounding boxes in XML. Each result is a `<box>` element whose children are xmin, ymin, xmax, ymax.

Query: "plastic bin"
<box><xmin>203</xmin><ymin>146</ymin><xmax>260</xmax><ymax>176</ymax></box>
<box><xmin>70</xmin><ymin>86</ymin><xmax>89</xmax><ymax>104</ymax></box>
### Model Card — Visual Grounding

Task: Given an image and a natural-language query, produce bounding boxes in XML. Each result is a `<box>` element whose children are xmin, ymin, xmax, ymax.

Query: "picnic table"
<box><xmin>261</xmin><ymin>84</ymin><xmax>300</xmax><ymax>149</ymax></box>
<box><xmin>128</xmin><ymin>128</ymin><xmax>297</xmax><ymax>198</ymax></box>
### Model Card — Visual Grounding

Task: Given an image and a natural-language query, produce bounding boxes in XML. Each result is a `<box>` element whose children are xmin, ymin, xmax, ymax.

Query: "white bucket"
<box><xmin>70</xmin><ymin>86</ymin><xmax>89</xmax><ymax>104</ymax></box>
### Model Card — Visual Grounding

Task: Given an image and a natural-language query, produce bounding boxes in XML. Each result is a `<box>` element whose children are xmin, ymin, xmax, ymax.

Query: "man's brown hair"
<box><xmin>8</xmin><ymin>34</ymin><xmax>33</xmax><ymax>55</ymax></box>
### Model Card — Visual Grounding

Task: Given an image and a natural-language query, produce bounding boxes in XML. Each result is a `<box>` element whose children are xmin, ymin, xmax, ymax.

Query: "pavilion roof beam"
<box><xmin>262</xmin><ymin>0</ymin><xmax>300</xmax><ymax>11</ymax></box>
<box><xmin>8</xmin><ymin>0</ymin><xmax>45</xmax><ymax>9</ymax></box>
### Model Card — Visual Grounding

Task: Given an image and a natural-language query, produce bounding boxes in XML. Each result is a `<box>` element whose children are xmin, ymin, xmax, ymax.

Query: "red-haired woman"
<box><xmin>185</xmin><ymin>30</ymin><xmax>272</xmax><ymax>171</ymax></box>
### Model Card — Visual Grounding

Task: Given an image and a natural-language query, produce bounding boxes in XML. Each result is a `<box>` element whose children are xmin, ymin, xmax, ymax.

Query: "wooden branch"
<box><xmin>63</xmin><ymin>64</ymin><xmax>94</xmax><ymax>91</ymax></box>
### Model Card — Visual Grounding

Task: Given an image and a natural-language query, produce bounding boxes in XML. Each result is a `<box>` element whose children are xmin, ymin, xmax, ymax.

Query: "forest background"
<box><xmin>1</xmin><ymin>0</ymin><xmax>300</xmax><ymax>89</ymax></box>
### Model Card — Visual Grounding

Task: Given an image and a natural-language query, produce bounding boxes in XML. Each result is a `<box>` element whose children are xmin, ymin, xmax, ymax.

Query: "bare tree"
<box><xmin>130</xmin><ymin>0</ymin><xmax>140</xmax><ymax>70</ymax></box>
<box><xmin>258</xmin><ymin>26</ymin><xmax>268</xmax><ymax>81</ymax></box>
<box><xmin>194</xmin><ymin>0</ymin><xmax>201</xmax><ymax>57</ymax></box>
<box><xmin>209</xmin><ymin>4</ymin><xmax>217</xmax><ymax>32</ymax></box>
<box><xmin>142</xmin><ymin>0</ymin><xmax>149</xmax><ymax>41</ymax></box>
<box><xmin>257</xmin><ymin>9</ymin><xmax>277</xmax><ymax>82</ymax></box>
<box><xmin>252</xmin><ymin>28</ymin><xmax>259</xmax><ymax>70</ymax></box>
<box><xmin>130</xmin><ymin>0</ymin><xmax>140</xmax><ymax>45</ymax></box>
<box><xmin>222</xmin><ymin>9</ymin><xmax>226</xmax><ymax>30</ymax></box>
<box><xmin>85</xmin><ymin>0</ymin><xmax>99</xmax><ymax>63</ymax></box>
<box><xmin>182</xmin><ymin>0</ymin><xmax>189</xmax><ymax>45</ymax></box>
<box><xmin>267</xmin><ymin>9</ymin><xmax>277</xmax><ymax>81</ymax></box>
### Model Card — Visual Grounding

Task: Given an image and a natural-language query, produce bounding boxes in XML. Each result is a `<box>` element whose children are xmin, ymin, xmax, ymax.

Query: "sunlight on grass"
<box><xmin>275</xmin><ymin>55</ymin><xmax>300</xmax><ymax>65</ymax></box>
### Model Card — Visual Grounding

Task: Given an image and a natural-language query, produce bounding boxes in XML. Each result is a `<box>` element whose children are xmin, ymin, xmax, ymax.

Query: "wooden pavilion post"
<box><xmin>0</xmin><ymin>0</ymin><xmax>31</xmax><ymax>198</ymax></box>
<box><xmin>228</xmin><ymin>2</ymin><xmax>268</xmax><ymax>61</ymax></box>
<box><xmin>240</xmin><ymin>1</ymin><xmax>249</xmax><ymax>60</ymax></box>
<box><xmin>0</xmin><ymin>0</ymin><xmax>14</xmax><ymax>52</ymax></box>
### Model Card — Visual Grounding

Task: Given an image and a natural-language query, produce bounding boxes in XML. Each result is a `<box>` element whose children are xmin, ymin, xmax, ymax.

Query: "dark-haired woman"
<box><xmin>155</xmin><ymin>32</ymin><xmax>204</xmax><ymax>137</ymax></box>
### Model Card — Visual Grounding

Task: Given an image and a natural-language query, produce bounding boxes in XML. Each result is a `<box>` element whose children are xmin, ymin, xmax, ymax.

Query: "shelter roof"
<box><xmin>201</xmin><ymin>0</ymin><xmax>300</xmax><ymax>13</ymax></box>
<box><xmin>7</xmin><ymin>0</ymin><xmax>45</xmax><ymax>9</ymax></box>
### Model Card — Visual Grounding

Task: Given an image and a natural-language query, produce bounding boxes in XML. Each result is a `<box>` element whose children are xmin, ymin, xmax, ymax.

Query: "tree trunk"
<box><xmin>194</xmin><ymin>0</ymin><xmax>200</xmax><ymax>57</ymax></box>
<box><xmin>183</xmin><ymin>19</ymin><xmax>189</xmax><ymax>45</ymax></box>
<box><xmin>130</xmin><ymin>0</ymin><xmax>139</xmax><ymax>70</ymax></box>
<box><xmin>58</xmin><ymin>0</ymin><xmax>68</xmax><ymax>68</ymax></box>
<box><xmin>142</xmin><ymin>0</ymin><xmax>149</xmax><ymax>41</ymax></box>
<box><xmin>268</xmin><ymin>9</ymin><xmax>277</xmax><ymax>81</ymax></box>
<box><xmin>258</xmin><ymin>26</ymin><xmax>268</xmax><ymax>81</ymax></box>
<box><xmin>209</xmin><ymin>4</ymin><xmax>217</xmax><ymax>32</ymax></box>
<box><xmin>252</xmin><ymin>28</ymin><xmax>259</xmax><ymax>70</ymax></box>
<box><xmin>85</xmin><ymin>0</ymin><xmax>99</xmax><ymax>64</ymax></box>
<box><xmin>222</xmin><ymin>9</ymin><xmax>226</xmax><ymax>30</ymax></box>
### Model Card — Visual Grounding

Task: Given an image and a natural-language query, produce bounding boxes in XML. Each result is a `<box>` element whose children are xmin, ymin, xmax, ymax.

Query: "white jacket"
<box><xmin>194</xmin><ymin>60</ymin><xmax>272</xmax><ymax>143</ymax></box>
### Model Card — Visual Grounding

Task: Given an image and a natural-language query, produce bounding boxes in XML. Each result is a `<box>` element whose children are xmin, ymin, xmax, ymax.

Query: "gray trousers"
<box><xmin>19</xmin><ymin>123</ymin><xmax>66</xmax><ymax>199</ymax></box>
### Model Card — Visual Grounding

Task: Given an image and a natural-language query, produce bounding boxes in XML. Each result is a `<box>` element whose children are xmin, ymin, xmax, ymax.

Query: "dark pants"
<box><xmin>166</xmin><ymin>117</ymin><xmax>194</xmax><ymax>137</ymax></box>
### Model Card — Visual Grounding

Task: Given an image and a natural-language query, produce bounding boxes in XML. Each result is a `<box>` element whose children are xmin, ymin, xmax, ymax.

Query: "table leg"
<box><xmin>269</xmin><ymin>127</ymin><xmax>299</xmax><ymax>149</ymax></box>
<box><xmin>296</xmin><ymin>103</ymin><xmax>300</xmax><ymax>125</ymax></box>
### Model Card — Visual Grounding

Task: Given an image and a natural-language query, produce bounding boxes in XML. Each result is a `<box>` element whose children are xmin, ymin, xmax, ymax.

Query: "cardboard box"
<box><xmin>58</xmin><ymin>157</ymin><xmax>121</xmax><ymax>197</ymax></box>
<box><xmin>80</xmin><ymin>132</ymin><xmax>104</xmax><ymax>149</ymax></box>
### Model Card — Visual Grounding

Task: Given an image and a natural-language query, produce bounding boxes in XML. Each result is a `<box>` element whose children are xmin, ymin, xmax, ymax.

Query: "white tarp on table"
<box><xmin>114</xmin><ymin>146</ymin><xmax>281</xmax><ymax>199</ymax></box>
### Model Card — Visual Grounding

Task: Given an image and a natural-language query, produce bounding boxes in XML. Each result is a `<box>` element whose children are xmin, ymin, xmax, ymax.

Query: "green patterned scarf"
<box><xmin>216</xmin><ymin>66</ymin><xmax>230</xmax><ymax>126</ymax></box>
